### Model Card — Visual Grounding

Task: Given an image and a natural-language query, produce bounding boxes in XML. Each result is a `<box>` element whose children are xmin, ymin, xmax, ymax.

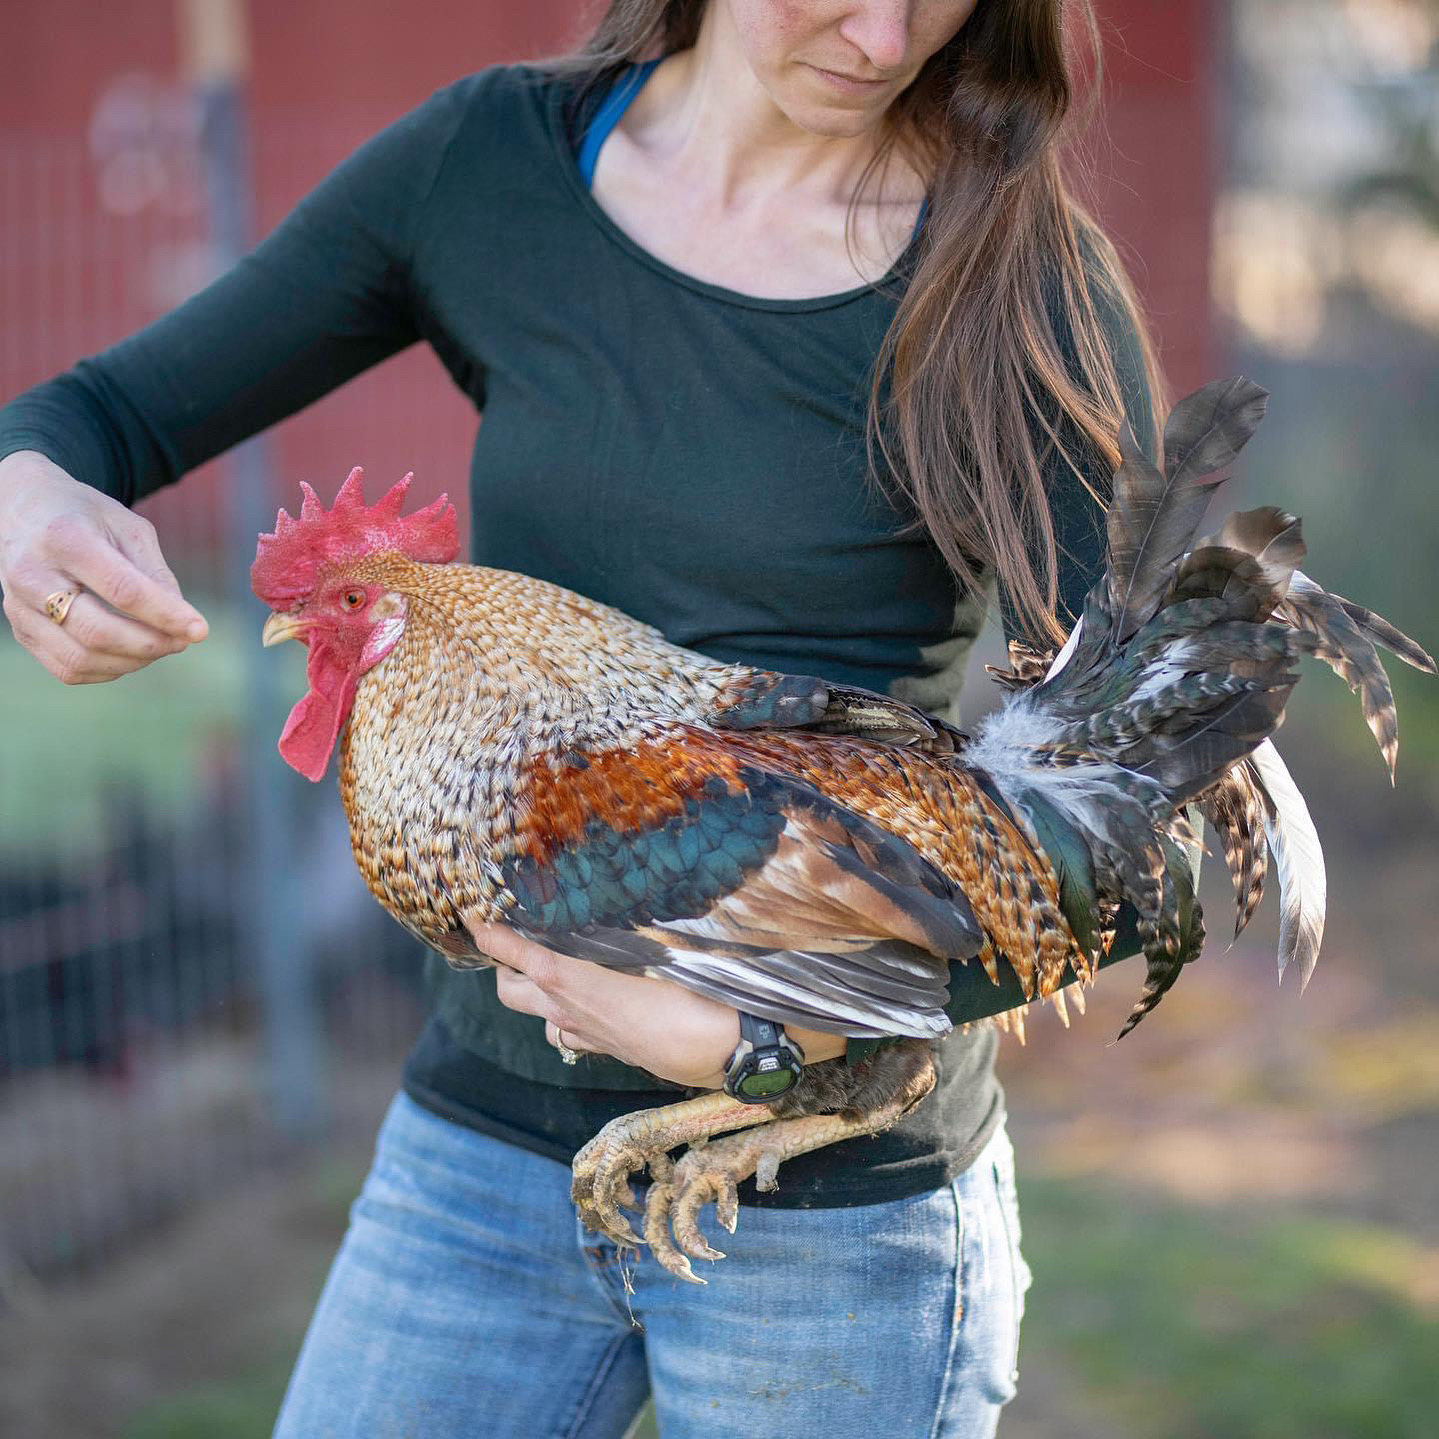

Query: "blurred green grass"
<box><xmin>0</xmin><ymin>606</ymin><xmax>305</xmax><ymax>855</ymax></box>
<box><xmin>1018</xmin><ymin>1177</ymin><xmax>1439</xmax><ymax>1439</ymax></box>
<box><xmin>122</xmin><ymin>1367</ymin><xmax>294</xmax><ymax>1439</ymax></box>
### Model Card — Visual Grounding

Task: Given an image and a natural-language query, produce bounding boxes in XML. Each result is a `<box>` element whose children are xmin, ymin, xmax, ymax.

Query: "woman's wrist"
<box><xmin>0</xmin><ymin>448</ymin><xmax>65</xmax><ymax>503</ymax></box>
<box><xmin>472</xmin><ymin>921</ymin><xmax>855</xmax><ymax>1087</ymax></box>
<box><xmin>784</xmin><ymin>1023</ymin><xmax>847</xmax><ymax>1067</ymax></box>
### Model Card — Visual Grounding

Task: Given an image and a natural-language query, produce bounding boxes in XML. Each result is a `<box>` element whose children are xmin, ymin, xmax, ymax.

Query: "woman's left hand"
<box><xmin>469</xmin><ymin>921</ymin><xmax>846</xmax><ymax>1088</ymax></box>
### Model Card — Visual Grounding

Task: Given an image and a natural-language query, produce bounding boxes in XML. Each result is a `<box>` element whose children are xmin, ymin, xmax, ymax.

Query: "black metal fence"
<box><xmin>0</xmin><ymin>767</ymin><xmax>429</xmax><ymax>1278</ymax></box>
<box><xmin>0</xmin><ymin>110</ymin><xmax>466</xmax><ymax>1282</ymax></box>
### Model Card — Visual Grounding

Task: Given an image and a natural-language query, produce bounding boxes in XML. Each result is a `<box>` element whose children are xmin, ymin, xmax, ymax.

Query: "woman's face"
<box><xmin>720</xmin><ymin>0</ymin><xmax>982</xmax><ymax>136</ymax></box>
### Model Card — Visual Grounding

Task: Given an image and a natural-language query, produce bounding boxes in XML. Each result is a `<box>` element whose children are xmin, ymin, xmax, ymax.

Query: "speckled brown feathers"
<box><xmin>331</xmin><ymin>550</ymin><xmax>1085</xmax><ymax>1013</ymax></box>
<box><xmin>336</xmin><ymin>551</ymin><xmax>733</xmax><ymax>951</ymax></box>
<box><xmin>696</xmin><ymin>728</ymin><xmax>1086</xmax><ymax>999</ymax></box>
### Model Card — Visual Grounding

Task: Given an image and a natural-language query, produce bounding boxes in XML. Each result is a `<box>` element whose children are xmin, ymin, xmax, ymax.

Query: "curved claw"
<box><xmin>644</xmin><ymin>1183</ymin><xmax>704</xmax><ymax>1284</ymax></box>
<box><xmin>572</xmin><ymin>1121</ymin><xmax>694</xmax><ymax>1249</ymax></box>
<box><xmin>571</xmin><ymin>1093</ymin><xmax>780</xmax><ymax>1271</ymax></box>
<box><xmin>574</xmin><ymin>1190</ymin><xmax>639</xmax><ymax>1248</ymax></box>
<box><xmin>671</xmin><ymin>1174</ymin><xmax>733</xmax><ymax>1263</ymax></box>
<box><xmin>572</xmin><ymin>1129</ymin><xmax>647</xmax><ymax>1247</ymax></box>
<box><xmin>590</xmin><ymin>1146</ymin><xmax>644</xmax><ymax>1246</ymax></box>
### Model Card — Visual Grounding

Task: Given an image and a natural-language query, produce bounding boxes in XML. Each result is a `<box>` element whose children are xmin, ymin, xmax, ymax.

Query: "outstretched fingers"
<box><xmin>3</xmin><ymin>588</ymin><xmax>162</xmax><ymax>684</ymax></box>
<box><xmin>62</xmin><ymin>519</ymin><xmax>207</xmax><ymax>642</ymax></box>
<box><xmin>4</xmin><ymin>518</ymin><xmax>207</xmax><ymax>683</ymax></box>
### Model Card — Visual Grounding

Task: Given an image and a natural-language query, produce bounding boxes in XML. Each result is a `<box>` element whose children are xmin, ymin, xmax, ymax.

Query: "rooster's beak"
<box><xmin>261</xmin><ymin>612</ymin><xmax>310</xmax><ymax>647</ymax></box>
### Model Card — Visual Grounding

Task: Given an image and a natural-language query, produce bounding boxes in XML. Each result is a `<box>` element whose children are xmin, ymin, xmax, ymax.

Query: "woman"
<box><xmin>0</xmin><ymin>1</ymin><xmax>1165</xmax><ymax>1434</ymax></box>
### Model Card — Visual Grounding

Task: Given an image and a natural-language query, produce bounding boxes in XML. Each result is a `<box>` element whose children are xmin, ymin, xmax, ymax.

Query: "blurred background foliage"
<box><xmin>1</xmin><ymin>2</ymin><xmax>1436</xmax><ymax>1437</ymax></box>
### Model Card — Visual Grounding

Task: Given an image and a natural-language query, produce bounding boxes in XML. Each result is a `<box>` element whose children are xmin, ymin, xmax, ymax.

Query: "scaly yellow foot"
<box><xmin>570</xmin><ymin>1092</ymin><xmax>774</xmax><ymax>1247</ymax></box>
<box><xmin>644</xmin><ymin>1060</ymin><xmax>938</xmax><ymax>1284</ymax></box>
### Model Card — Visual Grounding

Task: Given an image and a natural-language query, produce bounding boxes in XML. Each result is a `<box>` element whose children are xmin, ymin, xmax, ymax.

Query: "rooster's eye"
<box><xmin>342</xmin><ymin>589</ymin><xmax>366</xmax><ymax>611</ymax></box>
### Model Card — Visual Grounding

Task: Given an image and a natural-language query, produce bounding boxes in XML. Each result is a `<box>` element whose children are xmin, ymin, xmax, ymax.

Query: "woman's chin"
<box><xmin>773</xmin><ymin>95</ymin><xmax>887</xmax><ymax>140</ymax></box>
<box><xmin>769</xmin><ymin>67</ymin><xmax>904</xmax><ymax>137</ymax></box>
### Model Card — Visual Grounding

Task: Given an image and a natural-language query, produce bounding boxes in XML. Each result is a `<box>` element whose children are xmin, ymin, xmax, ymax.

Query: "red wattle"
<box><xmin>277</xmin><ymin>642</ymin><xmax>360</xmax><ymax>782</ymax></box>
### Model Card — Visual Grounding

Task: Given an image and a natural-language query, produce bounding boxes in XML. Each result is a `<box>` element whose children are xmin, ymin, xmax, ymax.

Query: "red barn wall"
<box><xmin>2</xmin><ymin>0</ymin><xmax>1215</xmax><ymax>547</ymax></box>
<box><xmin>1085</xmin><ymin>1</ymin><xmax>1219</xmax><ymax>396</ymax></box>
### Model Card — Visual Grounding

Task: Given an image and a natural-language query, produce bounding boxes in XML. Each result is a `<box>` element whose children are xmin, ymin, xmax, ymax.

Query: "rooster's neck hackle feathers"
<box><xmin>347</xmin><ymin>552</ymin><xmax>731</xmax><ymax>705</ymax></box>
<box><xmin>334</xmin><ymin>554</ymin><xmax>736</xmax><ymax>948</ymax></box>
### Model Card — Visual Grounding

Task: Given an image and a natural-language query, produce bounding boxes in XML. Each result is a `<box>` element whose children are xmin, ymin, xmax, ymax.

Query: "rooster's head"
<box><xmin>251</xmin><ymin>467</ymin><xmax>458</xmax><ymax>781</ymax></box>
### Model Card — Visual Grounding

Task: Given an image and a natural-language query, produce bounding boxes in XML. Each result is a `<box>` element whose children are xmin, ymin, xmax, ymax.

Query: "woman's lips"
<box><xmin>803</xmin><ymin>63</ymin><xmax>892</xmax><ymax>97</ymax></box>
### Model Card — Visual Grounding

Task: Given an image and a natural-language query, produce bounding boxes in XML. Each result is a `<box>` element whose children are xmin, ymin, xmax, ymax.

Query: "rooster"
<box><xmin>253</xmin><ymin>378</ymin><xmax>1431</xmax><ymax>1282</ymax></box>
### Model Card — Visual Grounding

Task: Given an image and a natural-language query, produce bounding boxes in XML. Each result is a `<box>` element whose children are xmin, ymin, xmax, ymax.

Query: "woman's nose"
<box><xmin>836</xmin><ymin>0</ymin><xmax>912</xmax><ymax>75</ymax></box>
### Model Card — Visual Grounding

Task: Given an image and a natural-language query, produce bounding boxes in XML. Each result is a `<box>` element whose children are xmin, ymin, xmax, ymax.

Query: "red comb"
<box><xmin>251</xmin><ymin>467</ymin><xmax>459</xmax><ymax>607</ymax></box>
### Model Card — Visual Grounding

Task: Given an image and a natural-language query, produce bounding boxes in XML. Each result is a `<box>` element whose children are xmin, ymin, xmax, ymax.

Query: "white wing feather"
<box><xmin>1248</xmin><ymin>739</ymin><xmax>1327</xmax><ymax>988</ymax></box>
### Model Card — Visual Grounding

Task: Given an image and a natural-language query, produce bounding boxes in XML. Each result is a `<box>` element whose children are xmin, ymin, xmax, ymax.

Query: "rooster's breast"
<box><xmin>337</xmin><ymin>659</ymin><xmax>520</xmax><ymax>954</ymax></box>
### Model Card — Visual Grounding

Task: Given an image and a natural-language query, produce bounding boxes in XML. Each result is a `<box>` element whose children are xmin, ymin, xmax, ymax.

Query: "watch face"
<box><xmin>738</xmin><ymin>1066</ymin><xmax>796</xmax><ymax>1100</ymax></box>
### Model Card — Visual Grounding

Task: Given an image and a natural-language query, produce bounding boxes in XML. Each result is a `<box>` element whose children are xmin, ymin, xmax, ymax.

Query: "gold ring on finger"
<box><xmin>44</xmin><ymin>588</ymin><xmax>83</xmax><ymax>626</ymax></box>
<box><xmin>555</xmin><ymin>1028</ymin><xmax>581</xmax><ymax>1066</ymax></box>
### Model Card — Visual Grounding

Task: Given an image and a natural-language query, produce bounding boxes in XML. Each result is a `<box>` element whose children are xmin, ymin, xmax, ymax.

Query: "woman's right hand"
<box><xmin>0</xmin><ymin>450</ymin><xmax>208</xmax><ymax>685</ymax></box>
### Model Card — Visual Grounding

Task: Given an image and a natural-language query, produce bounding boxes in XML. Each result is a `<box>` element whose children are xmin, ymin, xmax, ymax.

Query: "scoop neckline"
<box><xmin>542</xmin><ymin>68</ymin><xmax>921</xmax><ymax>316</ymax></box>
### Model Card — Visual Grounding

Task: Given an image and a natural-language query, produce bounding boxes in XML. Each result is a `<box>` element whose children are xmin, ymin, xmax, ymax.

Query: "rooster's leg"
<box><xmin>646</xmin><ymin>1046</ymin><xmax>937</xmax><ymax>1283</ymax></box>
<box><xmin>571</xmin><ymin>1092</ymin><xmax>777</xmax><ymax>1246</ymax></box>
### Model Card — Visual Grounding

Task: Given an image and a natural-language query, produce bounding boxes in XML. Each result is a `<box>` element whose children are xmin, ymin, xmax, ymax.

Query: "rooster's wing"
<box><xmin>494</xmin><ymin>677</ymin><xmax>1055</xmax><ymax>1039</ymax></box>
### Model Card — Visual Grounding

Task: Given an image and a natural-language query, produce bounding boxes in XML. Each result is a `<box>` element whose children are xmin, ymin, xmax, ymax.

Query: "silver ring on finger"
<box><xmin>44</xmin><ymin>587</ymin><xmax>83</xmax><ymax>626</ymax></box>
<box><xmin>555</xmin><ymin>1027</ymin><xmax>581</xmax><ymax>1065</ymax></box>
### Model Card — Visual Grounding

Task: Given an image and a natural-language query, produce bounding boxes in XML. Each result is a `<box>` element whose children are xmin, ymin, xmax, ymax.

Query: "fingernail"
<box><xmin>186</xmin><ymin>619</ymin><xmax>208</xmax><ymax>641</ymax></box>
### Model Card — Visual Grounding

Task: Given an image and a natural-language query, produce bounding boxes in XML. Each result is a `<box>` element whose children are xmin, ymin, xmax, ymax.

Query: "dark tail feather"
<box><xmin>974</xmin><ymin>375</ymin><xmax>1429</xmax><ymax>1029</ymax></box>
<box><xmin>1117</xmin><ymin>833</ymin><xmax>1207</xmax><ymax>1038</ymax></box>
<box><xmin>1276</xmin><ymin>573</ymin><xmax>1436</xmax><ymax>781</ymax></box>
<box><xmin>1106</xmin><ymin>424</ymin><xmax>1225</xmax><ymax>644</ymax></box>
<box><xmin>1336</xmin><ymin>594</ymin><xmax>1437</xmax><ymax>676</ymax></box>
<box><xmin>1191</xmin><ymin>509</ymin><xmax>1434</xmax><ymax>781</ymax></box>
<box><xmin>1197</xmin><ymin>764</ymin><xmax>1269</xmax><ymax>941</ymax></box>
<box><xmin>1213</xmin><ymin>506</ymin><xmax>1306</xmax><ymax>596</ymax></box>
<box><xmin>1162</xmin><ymin>376</ymin><xmax>1272</xmax><ymax>489</ymax></box>
<box><xmin>1102</xmin><ymin>374</ymin><xmax>1271</xmax><ymax>646</ymax></box>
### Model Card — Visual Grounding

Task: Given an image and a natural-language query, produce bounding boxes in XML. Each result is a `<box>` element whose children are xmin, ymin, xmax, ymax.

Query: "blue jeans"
<box><xmin>273</xmin><ymin>1091</ymin><xmax>1032</xmax><ymax>1438</ymax></box>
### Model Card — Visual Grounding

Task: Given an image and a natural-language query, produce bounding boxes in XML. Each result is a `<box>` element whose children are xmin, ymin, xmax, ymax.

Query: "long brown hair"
<box><xmin>558</xmin><ymin>0</ymin><xmax>1167</xmax><ymax>646</ymax></box>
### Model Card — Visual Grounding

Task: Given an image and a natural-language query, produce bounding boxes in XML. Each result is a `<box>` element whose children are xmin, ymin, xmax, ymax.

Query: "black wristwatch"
<box><xmin>722</xmin><ymin>1012</ymin><xmax>805</xmax><ymax>1104</ymax></box>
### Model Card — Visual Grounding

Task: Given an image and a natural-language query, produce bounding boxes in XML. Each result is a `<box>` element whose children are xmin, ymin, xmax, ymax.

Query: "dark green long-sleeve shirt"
<box><xmin>0</xmin><ymin>64</ymin><xmax>1153</xmax><ymax>1207</ymax></box>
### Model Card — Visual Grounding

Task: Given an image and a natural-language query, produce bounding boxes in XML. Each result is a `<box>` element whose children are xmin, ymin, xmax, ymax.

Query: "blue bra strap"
<box><xmin>578</xmin><ymin>59</ymin><xmax>662</xmax><ymax>187</ymax></box>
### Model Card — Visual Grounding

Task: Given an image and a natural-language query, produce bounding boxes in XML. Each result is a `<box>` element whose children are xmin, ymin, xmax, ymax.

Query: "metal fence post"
<box><xmin>182</xmin><ymin>0</ymin><xmax>325</xmax><ymax>1140</ymax></box>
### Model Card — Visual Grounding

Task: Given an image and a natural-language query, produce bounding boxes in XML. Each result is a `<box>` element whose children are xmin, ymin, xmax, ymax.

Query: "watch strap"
<box><xmin>724</xmin><ymin>1011</ymin><xmax>805</xmax><ymax>1104</ymax></box>
<box><xmin>739</xmin><ymin>1011</ymin><xmax>783</xmax><ymax>1050</ymax></box>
